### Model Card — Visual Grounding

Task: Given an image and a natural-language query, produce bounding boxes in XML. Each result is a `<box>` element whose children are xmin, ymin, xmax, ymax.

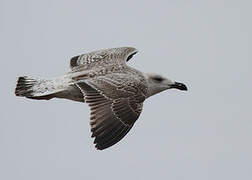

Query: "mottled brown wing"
<box><xmin>76</xmin><ymin>81</ymin><xmax>143</xmax><ymax>150</ymax></box>
<box><xmin>69</xmin><ymin>47</ymin><xmax>138</xmax><ymax>71</ymax></box>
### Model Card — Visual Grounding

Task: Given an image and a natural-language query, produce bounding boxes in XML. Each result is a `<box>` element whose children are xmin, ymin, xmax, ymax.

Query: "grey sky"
<box><xmin>1</xmin><ymin>0</ymin><xmax>251</xmax><ymax>179</ymax></box>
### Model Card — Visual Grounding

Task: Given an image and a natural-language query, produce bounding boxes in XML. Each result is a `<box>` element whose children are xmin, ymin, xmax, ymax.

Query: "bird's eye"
<box><xmin>126</xmin><ymin>52</ymin><xmax>137</xmax><ymax>61</ymax></box>
<box><xmin>153</xmin><ymin>76</ymin><xmax>163</xmax><ymax>82</ymax></box>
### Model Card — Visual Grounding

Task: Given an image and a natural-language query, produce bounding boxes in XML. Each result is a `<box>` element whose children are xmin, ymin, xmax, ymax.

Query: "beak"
<box><xmin>171</xmin><ymin>82</ymin><xmax>188</xmax><ymax>91</ymax></box>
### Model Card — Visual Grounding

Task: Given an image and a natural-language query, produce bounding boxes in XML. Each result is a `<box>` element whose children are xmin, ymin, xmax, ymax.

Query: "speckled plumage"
<box><xmin>15</xmin><ymin>47</ymin><xmax>187</xmax><ymax>150</ymax></box>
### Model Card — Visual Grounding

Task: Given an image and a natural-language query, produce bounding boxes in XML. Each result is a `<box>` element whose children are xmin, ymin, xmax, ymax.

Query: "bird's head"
<box><xmin>145</xmin><ymin>73</ymin><xmax>187</xmax><ymax>98</ymax></box>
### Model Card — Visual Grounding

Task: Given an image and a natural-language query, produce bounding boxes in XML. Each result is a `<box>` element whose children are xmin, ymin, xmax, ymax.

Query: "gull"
<box><xmin>15</xmin><ymin>47</ymin><xmax>187</xmax><ymax>150</ymax></box>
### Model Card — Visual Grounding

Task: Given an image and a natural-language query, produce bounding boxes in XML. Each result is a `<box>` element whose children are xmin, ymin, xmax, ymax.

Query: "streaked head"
<box><xmin>145</xmin><ymin>73</ymin><xmax>187</xmax><ymax>98</ymax></box>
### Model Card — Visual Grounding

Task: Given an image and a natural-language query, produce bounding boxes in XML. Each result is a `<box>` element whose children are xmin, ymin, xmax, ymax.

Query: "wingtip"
<box><xmin>95</xmin><ymin>144</ymin><xmax>105</xmax><ymax>150</ymax></box>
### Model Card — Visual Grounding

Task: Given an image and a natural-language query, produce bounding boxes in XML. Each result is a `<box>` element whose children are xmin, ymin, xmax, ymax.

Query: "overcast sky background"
<box><xmin>0</xmin><ymin>0</ymin><xmax>251</xmax><ymax>179</ymax></box>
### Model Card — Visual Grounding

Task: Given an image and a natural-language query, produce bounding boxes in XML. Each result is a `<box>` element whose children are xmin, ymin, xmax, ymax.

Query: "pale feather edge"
<box><xmin>74</xmin><ymin>81</ymin><xmax>130</xmax><ymax>127</ymax></box>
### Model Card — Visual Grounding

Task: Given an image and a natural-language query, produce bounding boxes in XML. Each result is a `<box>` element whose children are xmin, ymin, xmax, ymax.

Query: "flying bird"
<box><xmin>15</xmin><ymin>47</ymin><xmax>187</xmax><ymax>150</ymax></box>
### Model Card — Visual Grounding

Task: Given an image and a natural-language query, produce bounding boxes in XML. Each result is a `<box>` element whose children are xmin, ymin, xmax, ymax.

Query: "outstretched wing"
<box><xmin>76</xmin><ymin>76</ymin><xmax>145</xmax><ymax>150</ymax></box>
<box><xmin>70</xmin><ymin>47</ymin><xmax>138</xmax><ymax>71</ymax></box>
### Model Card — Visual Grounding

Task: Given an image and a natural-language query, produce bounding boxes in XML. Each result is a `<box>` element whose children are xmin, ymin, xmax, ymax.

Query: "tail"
<box><xmin>15</xmin><ymin>76</ymin><xmax>56</xmax><ymax>100</ymax></box>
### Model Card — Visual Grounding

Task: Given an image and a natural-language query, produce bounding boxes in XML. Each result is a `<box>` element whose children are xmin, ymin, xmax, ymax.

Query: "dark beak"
<box><xmin>171</xmin><ymin>82</ymin><xmax>188</xmax><ymax>91</ymax></box>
